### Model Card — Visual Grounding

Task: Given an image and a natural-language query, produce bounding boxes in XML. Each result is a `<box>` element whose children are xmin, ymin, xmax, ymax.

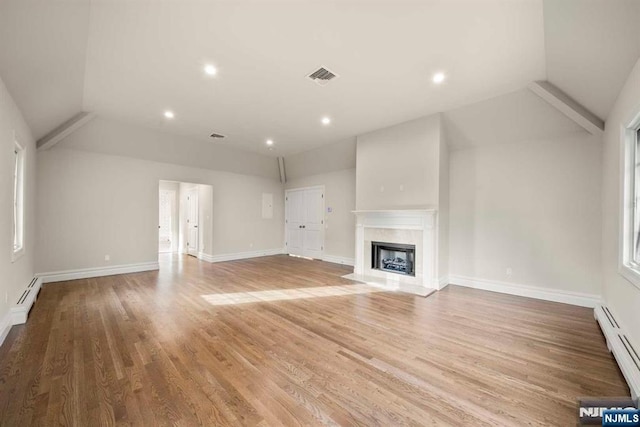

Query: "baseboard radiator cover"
<box><xmin>11</xmin><ymin>276</ymin><xmax>43</xmax><ymax>325</ymax></box>
<box><xmin>595</xmin><ymin>305</ymin><xmax>640</xmax><ymax>401</ymax></box>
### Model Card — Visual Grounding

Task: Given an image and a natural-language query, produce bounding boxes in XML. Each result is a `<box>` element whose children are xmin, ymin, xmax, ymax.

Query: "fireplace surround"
<box><xmin>344</xmin><ymin>209</ymin><xmax>440</xmax><ymax>296</ymax></box>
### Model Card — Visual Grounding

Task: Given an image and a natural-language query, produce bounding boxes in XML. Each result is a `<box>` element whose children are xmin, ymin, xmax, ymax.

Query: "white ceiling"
<box><xmin>543</xmin><ymin>0</ymin><xmax>640</xmax><ymax>121</ymax></box>
<box><xmin>443</xmin><ymin>88</ymin><xmax>584</xmax><ymax>150</ymax></box>
<box><xmin>0</xmin><ymin>0</ymin><xmax>638</xmax><ymax>154</ymax></box>
<box><xmin>82</xmin><ymin>0</ymin><xmax>546</xmax><ymax>156</ymax></box>
<box><xmin>0</xmin><ymin>0</ymin><xmax>91</xmax><ymax>140</ymax></box>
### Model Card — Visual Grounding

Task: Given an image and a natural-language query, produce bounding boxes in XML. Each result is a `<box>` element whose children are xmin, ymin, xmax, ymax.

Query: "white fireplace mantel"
<box><xmin>352</xmin><ymin>209</ymin><xmax>437</xmax><ymax>230</ymax></box>
<box><xmin>345</xmin><ymin>209</ymin><xmax>440</xmax><ymax>296</ymax></box>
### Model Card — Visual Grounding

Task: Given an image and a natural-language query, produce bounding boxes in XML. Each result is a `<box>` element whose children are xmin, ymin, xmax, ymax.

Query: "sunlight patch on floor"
<box><xmin>202</xmin><ymin>284</ymin><xmax>384</xmax><ymax>306</ymax></box>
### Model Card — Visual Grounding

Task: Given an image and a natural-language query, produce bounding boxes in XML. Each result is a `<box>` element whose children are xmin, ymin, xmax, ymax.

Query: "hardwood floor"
<box><xmin>0</xmin><ymin>255</ymin><xmax>629</xmax><ymax>426</ymax></box>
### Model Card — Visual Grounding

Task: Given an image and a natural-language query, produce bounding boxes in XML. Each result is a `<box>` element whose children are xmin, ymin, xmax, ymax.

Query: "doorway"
<box><xmin>158</xmin><ymin>180</ymin><xmax>213</xmax><ymax>260</ymax></box>
<box><xmin>159</xmin><ymin>181</ymin><xmax>180</xmax><ymax>254</ymax></box>
<box><xmin>285</xmin><ymin>185</ymin><xmax>325</xmax><ymax>259</ymax></box>
<box><xmin>158</xmin><ymin>188</ymin><xmax>176</xmax><ymax>253</ymax></box>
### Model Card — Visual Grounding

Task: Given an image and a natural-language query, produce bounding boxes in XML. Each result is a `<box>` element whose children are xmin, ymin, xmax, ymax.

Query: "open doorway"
<box><xmin>158</xmin><ymin>180</ymin><xmax>213</xmax><ymax>259</ymax></box>
<box><xmin>159</xmin><ymin>182</ymin><xmax>178</xmax><ymax>253</ymax></box>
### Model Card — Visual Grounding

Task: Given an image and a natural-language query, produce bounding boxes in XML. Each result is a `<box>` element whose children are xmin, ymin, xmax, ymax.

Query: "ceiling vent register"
<box><xmin>307</xmin><ymin>66</ymin><xmax>339</xmax><ymax>86</ymax></box>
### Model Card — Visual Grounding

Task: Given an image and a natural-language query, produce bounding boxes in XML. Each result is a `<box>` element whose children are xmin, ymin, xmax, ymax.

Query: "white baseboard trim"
<box><xmin>322</xmin><ymin>255</ymin><xmax>355</xmax><ymax>266</ymax></box>
<box><xmin>595</xmin><ymin>305</ymin><xmax>640</xmax><ymax>401</ymax></box>
<box><xmin>200</xmin><ymin>248</ymin><xmax>285</xmax><ymax>263</ymax></box>
<box><xmin>0</xmin><ymin>312</ymin><xmax>12</xmax><ymax>348</ymax></box>
<box><xmin>37</xmin><ymin>262</ymin><xmax>160</xmax><ymax>283</ymax></box>
<box><xmin>449</xmin><ymin>275</ymin><xmax>601</xmax><ymax>308</ymax></box>
<box><xmin>438</xmin><ymin>276</ymin><xmax>449</xmax><ymax>290</ymax></box>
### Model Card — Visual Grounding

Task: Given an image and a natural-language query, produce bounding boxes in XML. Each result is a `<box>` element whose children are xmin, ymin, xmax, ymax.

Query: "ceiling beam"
<box><xmin>36</xmin><ymin>112</ymin><xmax>96</xmax><ymax>150</ymax></box>
<box><xmin>528</xmin><ymin>81</ymin><xmax>604</xmax><ymax>136</ymax></box>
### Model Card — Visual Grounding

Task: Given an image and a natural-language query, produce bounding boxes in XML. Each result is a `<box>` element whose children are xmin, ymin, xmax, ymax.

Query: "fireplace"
<box><xmin>371</xmin><ymin>241</ymin><xmax>416</xmax><ymax>276</ymax></box>
<box><xmin>346</xmin><ymin>209</ymin><xmax>439</xmax><ymax>296</ymax></box>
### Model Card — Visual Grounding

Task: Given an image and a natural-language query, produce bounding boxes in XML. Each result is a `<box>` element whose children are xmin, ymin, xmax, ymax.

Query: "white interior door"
<box><xmin>186</xmin><ymin>190</ymin><xmax>199</xmax><ymax>256</ymax></box>
<box><xmin>302</xmin><ymin>188</ymin><xmax>324</xmax><ymax>259</ymax></box>
<box><xmin>285</xmin><ymin>186</ymin><xmax>324</xmax><ymax>259</ymax></box>
<box><xmin>286</xmin><ymin>190</ymin><xmax>305</xmax><ymax>256</ymax></box>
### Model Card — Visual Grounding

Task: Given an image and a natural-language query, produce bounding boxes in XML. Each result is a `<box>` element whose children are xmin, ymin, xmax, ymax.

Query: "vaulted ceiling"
<box><xmin>0</xmin><ymin>0</ymin><xmax>639</xmax><ymax>156</ymax></box>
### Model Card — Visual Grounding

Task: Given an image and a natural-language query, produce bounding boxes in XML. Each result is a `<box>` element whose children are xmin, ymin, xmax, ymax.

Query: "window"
<box><xmin>12</xmin><ymin>138</ymin><xmax>24</xmax><ymax>261</ymax></box>
<box><xmin>621</xmin><ymin>112</ymin><xmax>640</xmax><ymax>289</ymax></box>
<box><xmin>633</xmin><ymin>129</ymin><xmax>640</xmax><ymax>263</ymax></box>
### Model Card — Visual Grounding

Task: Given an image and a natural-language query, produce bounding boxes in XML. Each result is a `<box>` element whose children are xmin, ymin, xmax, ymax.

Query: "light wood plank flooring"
<box><xmin>0</xmin><ymin>254</ymin><xmax>630</xmax><ymax>426</ymax></box>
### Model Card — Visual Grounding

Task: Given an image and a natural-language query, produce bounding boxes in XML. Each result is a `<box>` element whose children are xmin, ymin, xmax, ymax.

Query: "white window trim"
<box><xmin>11</xmin><ymin>133</ymin><xmax>25</xmax><ymax>263</ymax></box>
<box><xmin>619</xmin><ymin>106</ymin><xmax>640</xmax><ymax>290</ymax></box>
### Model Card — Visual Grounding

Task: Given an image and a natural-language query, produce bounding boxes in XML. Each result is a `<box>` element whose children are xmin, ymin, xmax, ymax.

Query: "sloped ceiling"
<box><xmin>0</xmin><ymin>0</ymin><xmax>91</xmax><ymax>140</ymax></box>
<box><xmin>543</xmin><ymin>0</ymin><xmax>640</xmax><ymax>121</ymax></box>
<box><xmin>81</xmin><ymin>0</ymin><xmax>545</xmax><ymax>156</ymax></box>
<box><xmin>0</xmin><ymin>0</ymin><xmax>638</xmax><ymax>153</ymax></box>
<box><xmin>443</xmin><ymin>89</ymin><xmax>585</xmax><ymax>150</ymax></box>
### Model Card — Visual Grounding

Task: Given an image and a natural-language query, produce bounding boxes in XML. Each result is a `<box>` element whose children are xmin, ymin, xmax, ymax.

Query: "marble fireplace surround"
<box><xmin>344</xmin><ymin>209</ymin><xmax>438</xmax><ymax>296</ymax></box>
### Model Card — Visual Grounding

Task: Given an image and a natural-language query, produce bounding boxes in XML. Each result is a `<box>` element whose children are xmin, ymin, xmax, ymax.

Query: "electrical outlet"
<box><xmin>399</xmin><ymin>184</ymin><xmax>404</xmax><ymax>191</ymax></box>
<box><xmin>105</xmin><ymin>254</ymin><xmax>110</xmax><ymax>262</ymax></box>
<box><xmin>380</xmin><ymin>185</ymin><xmax>385</xmax><ymax>192</ymax></box>
<box><xmin>249</xmin><ymin>243</ymin><xmax>253</xmax><ymax>248</ymax></box>
<box><xmin>506</xmin><ymin>267</ymin><xmax>513</xmax><ymax>277</ymax></box>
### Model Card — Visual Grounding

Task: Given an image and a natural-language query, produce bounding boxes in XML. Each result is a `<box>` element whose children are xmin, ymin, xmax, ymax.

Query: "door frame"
<box><xmin>284</xmin><ymin>185</ymin><xmax>325</xmax><ymax>259</ymax></box>
<box><xmin>186</xmin><ymin>188</ymin><xmax>199</xmax><ymax>256</ymax></box>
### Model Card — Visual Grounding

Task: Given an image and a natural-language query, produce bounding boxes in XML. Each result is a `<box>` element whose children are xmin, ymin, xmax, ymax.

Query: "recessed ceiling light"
<box><xmin>204</xmin><ymin>64</ymin><xmax>217</xmax><ymax>76</ymax></box>
<box><xmin>164</xmin><ymin>110</ymin><xmax>175</xmax><ymax>119</ymax></box>
<box><xmin>321</xmin><ymin>117</ymin><xmax>331</xmax><ymax>125</ymax></box>
<box><xmin>432</xmin><ymin>72</ymin><xmax>446</xmax><ymax>84</ymax></box>
<box><xmin>266</xmin><ymin>139</ymin><xmax>274</xmax><ymax>146</ymax></box>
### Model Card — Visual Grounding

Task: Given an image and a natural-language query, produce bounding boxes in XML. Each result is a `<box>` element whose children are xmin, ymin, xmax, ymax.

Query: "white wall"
<box><xmin>285</xmin><ymin>169</ymin><xmax>356</xmax><ymax>263</ymax></box>
<box><xmin>285</xmin><ymin>139</ymin><xmax>356</xmax><ymax>180</ymax></box>
<box><xmin>438</xmin><ymin>131</ymin><xmax>450</xmax><ymax>281</ymax></box>
<box><xmin>0</xmin><ymin>76</ymin><xmax>36</xmax><ymax>330</ymax></box>
<box><xmin>36</xmin><ymin>147</ymin><xmax>284</xmax><ymax>273</ymax></box>
<box><xmin>356</xmin><ymin>114</ymin><xmax>441</xmax><ymax>210</ymax></box>
<box><xmin>449</xmin><ymin>132</ymin><xmax>603</xmax><ymax>296</ymax></box>
<box><xmin>602</xmin><ymin>58</ymin><xmax>640</xmax><ymax>346</ymax></box>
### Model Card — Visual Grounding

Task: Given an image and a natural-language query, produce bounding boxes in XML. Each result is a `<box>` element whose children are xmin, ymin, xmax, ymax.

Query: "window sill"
<box><xmin>619</xmin><ymin>263</ymin><xmax>640</xmax><ymax>291</ymax></box>
<box><xmin>11</xmin><ymin>248</ymin><xmax>25</xmax><ymax>263</ymax></box>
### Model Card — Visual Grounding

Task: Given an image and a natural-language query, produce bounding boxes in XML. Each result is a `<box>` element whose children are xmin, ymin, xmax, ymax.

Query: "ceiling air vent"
<box><xmin>307</xmin><ymin>66</ymin><xmax>339</xmax><ymax>86</ymax></box>
<box><xmin>210</xmin><ymin>133</ymin><xmax>225</xmax><ymax>139</ymax></box>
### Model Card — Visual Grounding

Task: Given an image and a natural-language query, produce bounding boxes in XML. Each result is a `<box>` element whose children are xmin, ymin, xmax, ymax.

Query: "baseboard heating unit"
<box><xmin>595</xmin><ymin>305</ymin><xmax>640</xmax><ymax>401</ymax></box>
<box><xmin>11</xmin><ymin>276</ymin><xmax>43</xmax><ymax>325</ymax></box>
